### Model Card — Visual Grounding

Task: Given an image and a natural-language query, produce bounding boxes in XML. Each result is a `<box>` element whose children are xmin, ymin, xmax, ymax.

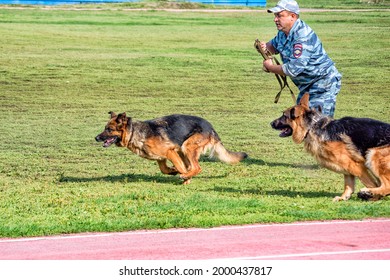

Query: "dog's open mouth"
<box><xmin>271</xmin><ymin>119</ymin><xmax>293</xmax><ymax>138</ymax></box>
<box><xmin>277</xmin><ymin>126</ymin><xmax>293</xmax><ymax>137</ymax></box>
<box><xmin>103</xmin><ymin>137</ymin><xmax>118</xmax><ymax>147</ymax></box>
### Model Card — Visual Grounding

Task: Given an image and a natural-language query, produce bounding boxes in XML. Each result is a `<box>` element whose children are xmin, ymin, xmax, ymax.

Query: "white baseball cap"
<box><xmin>267</xmin><ymin>0</ymin><xmax>300</xmax><ymax>15</ymax></box>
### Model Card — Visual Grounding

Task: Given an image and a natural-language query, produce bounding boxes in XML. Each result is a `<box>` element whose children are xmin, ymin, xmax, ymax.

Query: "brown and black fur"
<box><xmin>271</xmin><ymin>93</ymin><xmax>390</xmax><ymax>201</ymax></box>
<box><xmin>96</xmin><ymin>112</ymin><xmax>247</xmax><ymax>184</ymax></box>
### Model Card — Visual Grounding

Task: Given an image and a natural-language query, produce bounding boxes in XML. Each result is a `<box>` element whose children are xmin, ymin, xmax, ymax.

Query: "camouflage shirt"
<box><xmin>270</xmin><ymin>18</ymin><xmax>341</xmax><ymax>93</ymax></box>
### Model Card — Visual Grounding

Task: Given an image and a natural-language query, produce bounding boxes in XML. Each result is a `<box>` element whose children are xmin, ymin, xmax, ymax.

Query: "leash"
<box><xmin>254</xmin><ymin>39</ymin><xmax>296</xmax><ymax>104</ymax></box>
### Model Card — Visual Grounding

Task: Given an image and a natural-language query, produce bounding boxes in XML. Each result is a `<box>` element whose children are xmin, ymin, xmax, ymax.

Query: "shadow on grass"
<box><xmin>203</xmin><ymin>156</ymin><xmax>320</xmax><ymax>170</ymax></box>
<box><xmin>59</xmin><ymin>173</ymin><xmax>226</xmax><ymax>184</ymax></box>
<box><xmin>60</xmin><ymin>173</ymin><xmax>177</xmax><ymax>184</ymax></box>
<box><xmin>211</xmin><ymin>186</ymin><xmax>338</xmax><ymax>199</ymax></box>
<box><xmin>59</xmin><ymin>157</ymin><xmax>319</xmax><ymax>186</ymax></box>
<box><xmin>243</xmin><ymin>157</ymin><xmax>320</xmax><ymax>170</ymax></box>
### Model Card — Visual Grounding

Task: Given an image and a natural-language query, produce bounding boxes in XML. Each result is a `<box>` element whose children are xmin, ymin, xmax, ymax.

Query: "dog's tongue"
<box><xmin>103</xmin><ymin>138</ymin><xmax>116</xmax><ymax>147</ymax></box>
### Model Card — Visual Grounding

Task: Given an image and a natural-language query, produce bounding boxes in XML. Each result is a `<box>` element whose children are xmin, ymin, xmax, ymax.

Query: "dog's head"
<box><xmin>95</xmin><ymin>112</ymin><xmax>132</xmax><ymax>148</ymax></box>
<box><xmin>270</xmin><ymin>93</ymin><xmax>315</xmax><ymax>144</ymax></box>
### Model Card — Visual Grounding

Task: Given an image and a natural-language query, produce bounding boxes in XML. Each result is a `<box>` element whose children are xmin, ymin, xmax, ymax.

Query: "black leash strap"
<box><xmin>254</xmin><ymin>39</ymin><xmax>296</xmax><ymax>104</ymax></box>
<box><xmin>272</xmin><ymin>56</ymin><xmax>296</xmax><ymax>104</ymax></box>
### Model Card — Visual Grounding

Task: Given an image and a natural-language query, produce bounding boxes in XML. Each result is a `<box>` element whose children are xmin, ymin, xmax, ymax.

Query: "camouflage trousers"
<box><xmin>296</xmin><ymin>67</ymin><xmax>342</xmax><ymax>118</ymax></box>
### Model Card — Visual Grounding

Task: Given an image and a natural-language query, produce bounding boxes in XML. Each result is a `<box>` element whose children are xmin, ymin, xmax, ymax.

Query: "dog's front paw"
<box><xmin>180</xmin><ymin>175</ymin><xmax>191</xmax><ymax>185</ymax></box>
<box><xmin>332</xmin><ymin>196</ymin><xmax>344</xmax><ymax>202</ymax></box>
<box><xmin>332</xmin><ymin>195</ymin><xmax>350</xmax><ymax>202</ymax></box>
<box><xmin>182</xmin><ymin>178</ymin><xmax>191</xmax><ymax>185</ymax></box>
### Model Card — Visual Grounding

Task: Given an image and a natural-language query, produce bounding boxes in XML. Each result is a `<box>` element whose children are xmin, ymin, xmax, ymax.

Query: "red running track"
<box><xmin>0</xmin><ymin>219</ymin><xmax>389</xmax><ymax>260</ymax></box>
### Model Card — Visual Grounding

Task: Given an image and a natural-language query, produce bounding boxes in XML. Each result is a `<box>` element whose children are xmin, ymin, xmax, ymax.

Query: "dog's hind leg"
<box><xmin>179</xmin><ymin>134</ymin><xmax>210</xmax><ymax>182</ymax></box>
<box><xmin>358</xmin><ymin>146</ymin><xmax>390</xmax><ymax>201</ymax></box>
<box><xmin>165</xmin><ymin>150</ymin><xmax>192</xmax><ymax>184</ymax></box>
<box><xmin>157</xmin><ymin>159</ymin><xmax>179</xmax><ymax>175</ymax></box>
<box><xmin>333</xmin><ymin>174</ymin><xmax>356</xmax><ymax>202</ymax></box>
<box><xmin>178</xmin><ymin>150</ymin><xmax>191</xmax><ymax>171</ymax></box>
<box><xmin>334</xmin><ymin>161</ymin><xmax>378</xmax><ymax>201</ymax></box>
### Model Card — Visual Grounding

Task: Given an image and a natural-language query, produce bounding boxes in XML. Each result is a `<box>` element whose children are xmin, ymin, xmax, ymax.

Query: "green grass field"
<box><xmin>0</xmin><ymin>2</ymin><xmax>389</xmax><ymax>237</ymax></box>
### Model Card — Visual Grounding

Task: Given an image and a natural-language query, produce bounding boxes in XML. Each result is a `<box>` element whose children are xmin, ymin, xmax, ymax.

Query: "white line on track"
<box><xmin>223</xmin><ymin>248</ymin><xmax>390</xmax><ymax>260</ymax></box>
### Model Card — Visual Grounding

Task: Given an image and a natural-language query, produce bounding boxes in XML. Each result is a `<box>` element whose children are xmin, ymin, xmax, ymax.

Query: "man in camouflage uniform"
<box><xmin>260</xmin><ymin>0</ymin><xmax>342</xmax><ymax>117</ymax></box>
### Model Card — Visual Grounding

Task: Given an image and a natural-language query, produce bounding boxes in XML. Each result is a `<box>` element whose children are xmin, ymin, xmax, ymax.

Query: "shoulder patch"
<box><xmin>293</xmin><ymin>43</ymin><xmax>303</xmax><ymax>58</ymax></box>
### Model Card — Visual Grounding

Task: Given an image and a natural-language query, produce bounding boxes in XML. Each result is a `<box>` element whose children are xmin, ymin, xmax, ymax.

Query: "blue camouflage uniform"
<box><xmin>270</xmin><ymin>18</ymin><xmax>342</xmax><ymax>117</ymax></box>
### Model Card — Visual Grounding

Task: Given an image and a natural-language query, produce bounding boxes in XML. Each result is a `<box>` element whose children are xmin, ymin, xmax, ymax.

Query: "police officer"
<box><xmin>260</xmin><ymin>0</ymin><xmax>342</xmax><ymax>117</ymax></box>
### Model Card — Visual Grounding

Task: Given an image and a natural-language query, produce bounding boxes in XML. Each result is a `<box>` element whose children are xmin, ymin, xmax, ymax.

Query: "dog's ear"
<box><xmin>116</xmin><ymin>112</ymin><xmax>127</xmax><ymax>124</ymax></box>
<box><xmin>126</xmin><ymin>117</ymin><xmax>132</xmax><ymax>131</ymax></box>
<box><xmin>109</xmin><ymin>111</ymin><xmax>117</xmax><ymax>119</ymax></box>
<box><xmin>289</xmin><ymin>107</ymin><xmax>306</xmax><ymax>119</ymax></box>
<box><xmin>116</xmin><ymin>113</ymin><xmax>132</xmax><ymax>131</ymax></box>
<box><xmin>299</xmin><ymin>93</ymin><xmax>310</xmax><ymax>108</ymax></box>
<box><xmin>289</xmin><ymin>108</ymin><xmax>296</xmax><ymax>120</ymax></box>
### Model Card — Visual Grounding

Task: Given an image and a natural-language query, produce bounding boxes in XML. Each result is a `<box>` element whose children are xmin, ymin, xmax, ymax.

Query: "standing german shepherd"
<box><xmin>96</xmin><ymin>112</ymin><xmax>247</xmax><ymax>184</ymax></box>
<box><xmin>271</xmin><ymin>93</ymin><xmax>390</xmax><ymax>201</ymax></box>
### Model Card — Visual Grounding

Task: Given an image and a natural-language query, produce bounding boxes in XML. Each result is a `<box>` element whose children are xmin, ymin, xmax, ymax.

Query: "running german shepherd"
<box><xmin>96</xmin><ymin>112</ymin><xmax>247</xmax><ymax>184</ymax></box>
<box><xmin>271</xmin><ymin>93</ymin><xmax>390</xmax><ymax>201</ymax></box>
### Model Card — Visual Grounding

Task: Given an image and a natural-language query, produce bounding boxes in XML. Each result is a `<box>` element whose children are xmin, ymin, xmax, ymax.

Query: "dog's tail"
<box><xmin>209</xmin><ymin>139</ymin><xmax>248</xmax><ymax>164</ymax></box>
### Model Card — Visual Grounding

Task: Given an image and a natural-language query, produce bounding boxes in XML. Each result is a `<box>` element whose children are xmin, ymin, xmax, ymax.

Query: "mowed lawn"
<box><xmin>0</xmin><ymin>5</ymin><xmax>389</xmax><ymax>237</ymax></box>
